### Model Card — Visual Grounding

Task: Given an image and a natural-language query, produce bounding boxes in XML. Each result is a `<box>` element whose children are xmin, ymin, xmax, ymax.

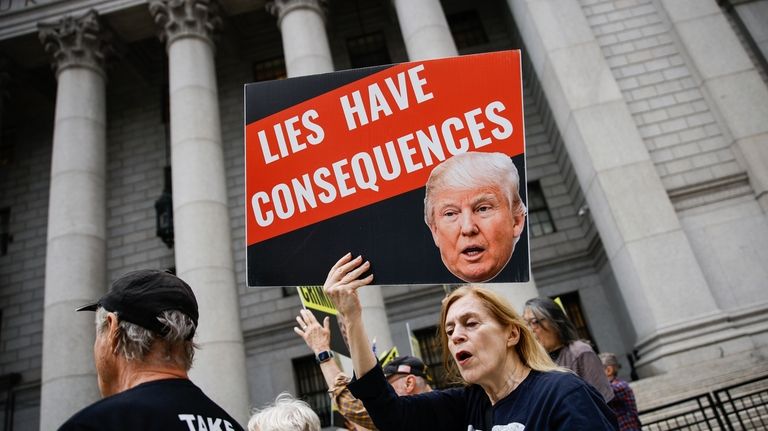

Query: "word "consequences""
<box><xmin>251</xmin><ymin>100</ymin><xmax>513</xmax><ymax>227</ymax></box>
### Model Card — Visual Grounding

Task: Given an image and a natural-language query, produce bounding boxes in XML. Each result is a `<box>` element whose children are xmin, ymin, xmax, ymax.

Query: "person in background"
<box><xmin>294</xmin><ymin>308</ymin><xmax>375</xmax><ymax>430</ymax></box>
<box><xmin>60</xmin><ymin>269</ymin><xmax>244</xmax><ymax>431</ymax></box>
<box><xmin>382</xmin><ymin>355</ymin><xmax>434</xmax><ymax>396</ymax></box>
<box><xmin>523</xmin><ymin>297</ymin><xmax>615</xmax><ymax>403</ymax></box>
<box><xmin>322</xmin><ymin>253</ymin><xmax>618</xmax><ymax>430</ymax></box>
<box><xmin>600</xmin><ymin>352</ymin><xmax>642</xmax><ymax>431</ymax></box>
<box><xmin>247</xmin><ymin>392</ymin><xmax>320</xmax><ymax>431</ymax></box>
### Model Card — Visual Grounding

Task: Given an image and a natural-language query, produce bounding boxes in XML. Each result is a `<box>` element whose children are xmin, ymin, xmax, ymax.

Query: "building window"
<box><xmin>347</xmin><ymin>32</ymin><xmax>391</xmax><ymax>68</ymax></box>
<box><xmin>414</xmin><ymin>326</ymin><xmax>460</xmax><ymax>389</ymax></box>
<box><xmin>253</xmin><ymin>57</ymin><xmax>287</xmax><ymax>82</ymax></box>
<box><xmin>0</xmin><ymin>208</ymin><xmax>10</xmax><ymax>256</ymax></box>
<box><xmin>446</xmin><ymin>10</ymin><xmax>489</xmax><ymax>50</ymax></box>
<box><xmin>293</xmin><ymin>355</ymin><xmax>331</xmax><ymax>427</ymax></box>
<box><xmin>555</xmin><ymin>291</ymin><xmax>598</xmax><ymax>350</ymax></box>
<box><xmin>527</xmin><ymin>181</ymin><xmax>555</xmax><ymax>237</ymax></box>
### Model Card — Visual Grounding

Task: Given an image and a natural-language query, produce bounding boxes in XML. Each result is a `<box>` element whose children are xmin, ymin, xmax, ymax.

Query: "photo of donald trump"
<box><xmin>424</xmin><ymin>151</ymin><xmax>527</xmax><ymax>283</ymax></box>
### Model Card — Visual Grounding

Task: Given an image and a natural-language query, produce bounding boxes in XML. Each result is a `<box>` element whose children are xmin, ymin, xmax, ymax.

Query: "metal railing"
<box><xmin>638</xmin><ymin>374</ymin><xmax>768</xmax><ymax>430</ymax></box>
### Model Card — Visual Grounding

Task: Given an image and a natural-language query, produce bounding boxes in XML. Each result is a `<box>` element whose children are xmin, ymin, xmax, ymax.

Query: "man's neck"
<box><xmin>109</xmin><ymin>363</ymin><xmax>188</xmax><ymax>396</ymax></box>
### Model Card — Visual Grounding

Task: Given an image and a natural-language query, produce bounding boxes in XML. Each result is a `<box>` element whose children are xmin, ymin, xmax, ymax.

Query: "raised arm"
<box><xmin>294</xmin><ymin>309</ymin><xmax>377</xmax><ymax>430</ymax></box>
<box><xmin>322</xmin><ymin>254</ymin><xmax>467</xmax><ymax>431</ymax></box>
<box><xmin>323</xmin><ymin>253</ymin><xmax>377</xmax><ymax>378</ymax></box>
<box><xmin>294</xmin><ymin>309</ymin><xmax>344</xmax><ymax>389</ymax></box>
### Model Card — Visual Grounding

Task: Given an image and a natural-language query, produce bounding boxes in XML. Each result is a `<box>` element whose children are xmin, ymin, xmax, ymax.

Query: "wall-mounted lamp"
<box><xmin>154</xmin><ymin>166</ymin><xmax>174</xmax><ymax>248</ymax></box>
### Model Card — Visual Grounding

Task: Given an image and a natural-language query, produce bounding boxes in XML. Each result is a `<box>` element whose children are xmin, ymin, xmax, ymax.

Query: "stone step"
<box><xmin>631</xmin><ymin>353</ymin><xmax>768</xmax><ymax>411</ymax></box>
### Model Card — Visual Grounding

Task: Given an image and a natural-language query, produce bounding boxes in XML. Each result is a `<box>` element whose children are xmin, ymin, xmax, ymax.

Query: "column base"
<box><xmin>635</xmin><ymin>303</ymin><xmax>768</xmax><ymax>376</ymax></box>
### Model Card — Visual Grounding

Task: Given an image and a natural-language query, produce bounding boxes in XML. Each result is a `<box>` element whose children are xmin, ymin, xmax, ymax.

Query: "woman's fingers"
<box><xmin>295</xmin><ymin>315</ymin><xmax>306</xmax><ymax>329</ymax></box>
<box><xmin>350</xmin><ymin>274</ymin><xmax>374</xmax><ymax>290</ymax></box>
<box><xmin>344</xmin><ymin>260</ymin><xmax>370</xmax><ymax>281</ymax></box>
<box><xmin>301</xmin><ymin>308</ymin><xmax>318</xmax><ymax>325</ymax></box>
<box><xmin>327</xmin><ymin>252</ymin><xmax>353</xmax><ymax>277</ymax></box>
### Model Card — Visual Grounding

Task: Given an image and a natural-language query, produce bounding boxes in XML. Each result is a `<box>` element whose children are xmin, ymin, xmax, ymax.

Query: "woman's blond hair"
<box><xmin>439</xmin><ymin>285</ymin><xmax>565</xmax><ymax>384</ymax></box>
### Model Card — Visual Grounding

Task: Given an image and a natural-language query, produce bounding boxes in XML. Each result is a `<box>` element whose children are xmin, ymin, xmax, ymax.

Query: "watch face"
<box><xmin>317</xmin><ymin>351</ymin><xmax>333</xmax><ymax>362</ymax></box>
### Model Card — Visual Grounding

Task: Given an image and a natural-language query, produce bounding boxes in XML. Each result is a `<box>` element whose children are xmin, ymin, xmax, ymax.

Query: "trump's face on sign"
<box><xmin>425</xmin><ymin>152</ymin><xmax>526</xmax><ymax>283</ymax></box>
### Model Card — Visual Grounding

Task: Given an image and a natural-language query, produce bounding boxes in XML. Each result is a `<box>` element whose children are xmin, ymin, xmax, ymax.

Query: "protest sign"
<box><xmin>297</xmin><ymin>286</ymin><xmax>350</xmax><ymax>357</ymax></box>
<box><xmin>245</xmin><ymin>50</ymin><xmax>528</xmax><ymax>286</ymax></box>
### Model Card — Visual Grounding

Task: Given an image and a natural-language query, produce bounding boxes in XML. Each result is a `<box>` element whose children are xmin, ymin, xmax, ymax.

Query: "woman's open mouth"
<box><xmin>456</xmin><ymin>350</ymin><xmax>473</xmax><ymax>366</ymax></box>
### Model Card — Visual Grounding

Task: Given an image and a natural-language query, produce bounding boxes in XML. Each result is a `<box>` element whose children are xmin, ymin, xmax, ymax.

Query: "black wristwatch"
<box><xmin>315</xmin><ymin>350</ymin><xmax>334</xmax><ymax>364</ymax></box>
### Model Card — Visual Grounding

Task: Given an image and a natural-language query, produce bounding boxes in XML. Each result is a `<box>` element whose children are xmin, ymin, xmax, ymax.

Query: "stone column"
<box><xmin>488</xmin><ymin>279</ymin><xmax>539</xmax><ymax>315</ymax></box>
<box><xmin>267</xmin><ymin>0</ymin><xmax>333</xmax><ymax>77</ymax></box>
<box><xmin>265</xmin><ymin>0</ymin><xmax>398</xmax><ymax>353</ymax></box>
<box><xmin>505</xmin><ymin>0</ymin><xmax>749</xmax><ymax>375</ymax></box>
<box><xmin>149</xmin><ymin>0</ymin><xmax>249</xmax><ymax>424</ymax></box>
<box><xmin>392</xmin><ymin>0</ymin><xmax>458</xmax><ymax>60</ymax></box>
<box><xmin>37</xmin><ymin>10</ymin><xmax>110</xmax><ymax>430</ymax></box>
<box><xmin>657</xmin><ymin>0</ymin><xmax>768</xmax><ymax>212</ymax></box>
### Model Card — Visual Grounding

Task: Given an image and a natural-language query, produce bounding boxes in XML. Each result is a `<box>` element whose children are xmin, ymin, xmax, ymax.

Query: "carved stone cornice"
<box><xmin>148</xmin><ymin>0</ymin><xmax>222</xmax><ymax>48</ymax></box>
<box><xmin>37</xmin><ymin>10</ymin><xmax>112</xmax><ymax>79</ymax></box>
<box><xmin>266</xmin><ymin>0</ymin><xmax>328</xmax><ymax>27</ymax></box>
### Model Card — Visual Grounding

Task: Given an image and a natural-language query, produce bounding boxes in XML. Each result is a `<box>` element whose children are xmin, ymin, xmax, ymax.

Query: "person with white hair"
<box><xmin>600</xmin><ymin>352</ymin><xmax>641</xmax><ymax>431</ymax></box>
<box><xmin>424</xmin><ymin>151</ymin><xmax>527</xmax><ymax>283</ymax></box>
<box><xmin>60</xmin><ymin>269</ymin><xmax>244</xmax><ymax>431</ymax></box>
<box><xmin>248</xmin><ymin>392</ymin><xmax>321</xmax><ymax>431</ymax></box>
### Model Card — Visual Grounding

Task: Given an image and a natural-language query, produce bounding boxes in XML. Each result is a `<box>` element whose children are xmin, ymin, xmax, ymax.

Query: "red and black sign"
<box><xmin>245</xmin><ymin>51</ymin><xmax>528</xmax><ymax>287</ymax></box>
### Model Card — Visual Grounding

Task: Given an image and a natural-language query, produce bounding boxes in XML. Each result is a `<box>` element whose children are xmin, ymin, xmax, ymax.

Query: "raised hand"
<box><xmin>323</xmin><ymin>253</ymin><xmax>374</xmax><ymax>319</ymax></box>
<box><xmin>294</xmin><ymin>309</ymin><xmax>330</xmax><ymax>354</ymax></box>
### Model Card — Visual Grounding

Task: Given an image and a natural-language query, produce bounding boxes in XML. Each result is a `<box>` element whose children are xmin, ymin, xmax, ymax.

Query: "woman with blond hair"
<box><xmin>323</xmin><ymin>253</ymin><xmax>617</xmax><ymax>430</ymax></box>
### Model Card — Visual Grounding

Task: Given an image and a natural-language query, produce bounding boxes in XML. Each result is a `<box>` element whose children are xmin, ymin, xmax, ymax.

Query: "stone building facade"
<box><xmin>0</xmin><ymin>0</ymin><xmax>767</xmax><ymax>429</ymax></box>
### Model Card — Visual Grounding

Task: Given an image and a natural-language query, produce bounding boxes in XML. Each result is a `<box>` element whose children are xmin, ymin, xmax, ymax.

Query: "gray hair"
<box><xmin>524</xmin><ymin>297</ymin><xmax>580</xmax><ymax>346</ymax></box>
<box><xmin>247</xmin><ymin>392</ymin><xmax>320</xmax><ymax>431</ymax></box>
<box><xmin>424</xmin><ymin>152</ymin><xmax>526</xmax><ymax>226</ymax></box>
<box><xmin>95</xmin><ymin>307</ymin><xmax>197</xmax><ymax>370</ymax></box>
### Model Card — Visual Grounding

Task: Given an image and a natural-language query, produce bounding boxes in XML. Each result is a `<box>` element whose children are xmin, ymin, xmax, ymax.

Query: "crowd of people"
<box><xmin>56</xmin><ymin>148</ymin><xmax>639</xmax><ymax>430</ymax></box>
<box><xmin>56</xmin><ymin>262</ymin><xmax>641</xmax><ymax>430</ymax></box>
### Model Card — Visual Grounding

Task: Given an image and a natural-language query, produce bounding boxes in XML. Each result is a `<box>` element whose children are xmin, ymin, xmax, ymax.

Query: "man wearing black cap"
<box><xmin>59</xmin><ymin>269</ymin><xmax>244</xmax><ymax>431</ymax></box>
<box><xmin>382</xmin><ymin>356</ymin><xmax>433</xmax><ymax>396</ymax></box>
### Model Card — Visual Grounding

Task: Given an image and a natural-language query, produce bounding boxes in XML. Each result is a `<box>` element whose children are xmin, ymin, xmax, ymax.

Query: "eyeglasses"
<box><xmin>525</xmin><ymin>317</ymin><xmax>544</xmax><ymax>329</ymax></box>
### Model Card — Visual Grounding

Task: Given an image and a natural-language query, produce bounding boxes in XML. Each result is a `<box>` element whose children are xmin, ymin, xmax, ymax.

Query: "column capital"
<box><xmin>37</xmin><ymin>10</ymin><xmax>112</xmax><ymax>78</ymax></box>
<box><xmin>149</xmin><ymin>0</ymin><xmax>222</xmax><ymax>48</ymax></box>
<box><xmin>266</xmin><ymin>0</ymin><xmax>328</xmax><ymax>27</ymax></box>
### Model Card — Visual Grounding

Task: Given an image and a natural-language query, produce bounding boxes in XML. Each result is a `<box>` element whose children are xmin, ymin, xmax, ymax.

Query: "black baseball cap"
<box><xmin>383</xmin><ymin>356</ymin><xmax>431</xmax><ymax>382</ymax></box>
<box><xmin>77</xmin><ymin>269</ymin><xmax>199</xmax><ymax>338</ymax></box>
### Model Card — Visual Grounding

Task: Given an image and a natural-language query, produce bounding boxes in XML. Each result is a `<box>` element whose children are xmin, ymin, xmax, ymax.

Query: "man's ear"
<box><xmin>507</xmin><ymin>324</ymin><xmax>521</xmax><ymax>347</ymax></box>
<box><xmin>404</xmin><ymin>375</ymin><xmax>417</xmax><ymax>394</ymax></box>
<box><xmin>511</xmin><ymin>213</ymin><xmax>526</xmax><ymax>238</ymax></box>
<box><xmin>429</xmin><ymin>223</ymin><xmax>440</xmax><ymax>248</ymax></box>
<box><xmin>105</xmin><ymin>313</ymin><xmax>121</xmax><ymax>351</ymax></box>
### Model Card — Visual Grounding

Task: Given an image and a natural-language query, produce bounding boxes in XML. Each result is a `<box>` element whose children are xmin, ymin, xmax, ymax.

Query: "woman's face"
<box><xmin>444</xmin><ymin>294</ymin><xmax>516</xmax><ymax>385</ymax></box>
<box><xmin>522</xmin><ymin>307</ymin><xmax>561</xmax><ymax>352</ymax></box>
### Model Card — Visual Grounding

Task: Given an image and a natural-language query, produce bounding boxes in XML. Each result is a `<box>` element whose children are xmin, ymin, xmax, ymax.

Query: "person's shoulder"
<box><xmin>612</xmin><ymin>378</ymin><xmax>632</xmax><ymax>391</ymax></box>
<box><xmin>568</xmin><ymin>340</ymin><xmax>597</xmax><ymax>354</ymax></box>
<box><xmin>59</xmin><ymin>392</ymin><xmax>135</xmax><ymax>430</ymax></box>
<box><xmin>529</xmin><ymin>369</ymin><xmax>590</xmax><ymax>393</ymax></box>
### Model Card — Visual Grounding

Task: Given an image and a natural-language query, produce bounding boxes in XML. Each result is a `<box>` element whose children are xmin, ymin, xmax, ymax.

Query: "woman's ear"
<box><xmin>507</xmin><ymin>324</ymin><xmax>521</xmax><ymax>347</ymax></box>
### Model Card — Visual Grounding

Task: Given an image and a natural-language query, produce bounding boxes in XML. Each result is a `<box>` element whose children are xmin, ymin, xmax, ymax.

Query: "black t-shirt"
<box><xmin>59</xmin><ymin>379</ymin><xmax>245</xmax><ymax>431</ymax></box>
<box><xmin>349</xmin><ymin>365</ymin><xmax>618</xmax><ymax>431</ymax></box>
